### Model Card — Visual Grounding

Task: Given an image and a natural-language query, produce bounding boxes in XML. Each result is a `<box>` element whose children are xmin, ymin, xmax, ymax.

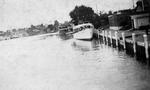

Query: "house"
<box><xmin>108</xmin><ymin>0</ymin><xmax>150</xmax><ymax>30</ymax></box>
<box><xmin>131</xmin><ymin>13</ymin><xmax>149</xmax><ymax>29</ymax></box>
<box><xmin>130</xmin><ymin>0</ymin><xmax>150</xmax><ymax>29</ymax></box>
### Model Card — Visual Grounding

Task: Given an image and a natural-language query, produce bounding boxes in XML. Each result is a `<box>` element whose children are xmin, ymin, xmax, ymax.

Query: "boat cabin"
<box><xmin>73</xmin><ymin>23</ymin><xmax>94</xmax><ymax>33</ymax></box>
<box><xmin>58</xmin><ymin>26</ymin><xmax>73</xmax><ymax>34</ymax></box>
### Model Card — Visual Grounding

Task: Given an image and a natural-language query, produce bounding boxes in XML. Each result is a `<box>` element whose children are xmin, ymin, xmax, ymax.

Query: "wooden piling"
<box><xmin>106</xmin><ymin>31</ymin><xmax>108</xmax><ymax>45</ymax></box>
<box><xmin>109</xmin><ymin>31</ymin><xmax>112</xmax><ymax>45</ymax></box>
<box><xmin>132</xmin><ymin>33</ymin><xmax>136</xmax><ymax>54</ymax></box>
<box><xmin>115</xmin><ymin>31</ymin><xmax>118</xmax><ymax>47</ymax></box>
<box><xmin>103</xmin><ymin>31</ymin><xmax>105</xmax><ymax>42</ymax></box>
<box><xmin>122</xmin><ymin>32</ymin><xmax>126</xmax><ymax>49</ymax></box>
<box><xmin>143</xmin><ymin>34</ymin><xmax>149</xmax><ymax>61</ymax></box>
<box><xmin>97</xmin><ymin>29</ymin><xmax>100</xmax><ymax>39</ymax></box>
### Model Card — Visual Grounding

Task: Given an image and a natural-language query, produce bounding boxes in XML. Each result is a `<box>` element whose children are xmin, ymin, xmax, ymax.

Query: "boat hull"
<box><xmin>73</xmin><ymin>28</ymin><xmax>93</xmax><ymax>40</ymax></box>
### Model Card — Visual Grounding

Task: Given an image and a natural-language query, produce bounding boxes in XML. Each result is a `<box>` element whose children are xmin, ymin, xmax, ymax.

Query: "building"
<box><xmin>108</xmin><ymin>9</ymin><xmax>132</xmax><ymax>30</ymax></box>
<box><xmin>131</xmin><ymin>13</ymin><xmax>149</xmax><ymax>29</ymax></box>
<box><xmin>109</xmin><ymin>0</ymin><xmax>150</xmax><ymax>30</ymax></box>
<box><xmin>130</xmin><ymin>0</ymin><xmax>150</xmax><ymax>29</ymax></box>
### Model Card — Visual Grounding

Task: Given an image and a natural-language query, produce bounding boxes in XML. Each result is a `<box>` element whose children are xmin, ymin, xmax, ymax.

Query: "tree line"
<box><xmin>69</xmin><ymin>5</ymin><xmax>112</xmax><ymax>29</ymax></box>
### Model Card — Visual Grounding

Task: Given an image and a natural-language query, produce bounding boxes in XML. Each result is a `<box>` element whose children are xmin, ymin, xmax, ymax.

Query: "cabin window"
<box><xmin>87</xmin><ymin>26</ymin><xmax>91</xmax><ymax>28</ymax></box>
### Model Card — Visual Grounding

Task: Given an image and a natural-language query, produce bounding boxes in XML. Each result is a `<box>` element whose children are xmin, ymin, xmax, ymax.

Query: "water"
<box><xmin>0</xmin><ymin>34</ymin><xmax>150</xmax><ymax>90</ymax></box>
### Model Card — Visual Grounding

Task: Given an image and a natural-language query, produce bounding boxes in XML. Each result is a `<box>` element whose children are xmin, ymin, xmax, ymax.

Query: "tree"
<box><xmin>92</xmin><ymin>11</ymin><xmax>109</xmax><ymax>29</ymax></box>
<box><xmin>54</xmin><ymin>20</ymin><xmax>59</xmax><ymax>32</ymax></box>
<box><xmin>91</xmin><ymin>13</ymin><xmax>101</xmax><ymax>28</ymax></box>
<box><xmin>30</xmin><ymin>25</ymin><xmax>35</xmax><ymax>29</ymax></box>
<box><xmin>70</xmin><ymin>5</ymin><xmax>94</xmax><ymax>25</ymax></box>
<box><xmin>12</xmin><ymin>29</ymin><xmax>17</xmax><ymax>32</ymax></box>
<box><xmin>69</xmin><ymin>5</ymin><xmax>111</xmax><ymax>29</ymax></box>
<box><xmin>108</xmin><ymin>11</ymin><xmax>113</xmax><ymax>15</ymax></box>
<box><xmin>46</xmin><ymin>24</ymin><xmax>54</xmax><ymax>33</ymax></box>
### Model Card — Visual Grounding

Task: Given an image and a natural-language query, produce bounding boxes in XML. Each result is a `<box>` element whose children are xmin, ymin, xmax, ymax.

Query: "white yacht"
<box><xmin>73</xmin><ymin>23</ymin><xmax>94</xmax><ymax>40</ymax></box>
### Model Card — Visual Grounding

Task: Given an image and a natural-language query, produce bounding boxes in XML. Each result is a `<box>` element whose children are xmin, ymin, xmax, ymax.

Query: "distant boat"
<box><xmin>73</xmin><ymin>23</ymin><xmax>94</xmax><ymax>40</ymax></box>
<box><xmin>58</xmin><ymin>26</ymin><xmax>73</xmax><ymax>35</ymax></box>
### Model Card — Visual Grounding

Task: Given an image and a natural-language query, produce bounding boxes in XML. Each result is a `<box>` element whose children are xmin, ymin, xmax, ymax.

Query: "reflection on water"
<box><xmin>0</xmin><ymin>34</ymin><xmax>150</xmax><ymax>90</ymax></box>
<box><xmin>58</xmin><ymin>33</ymin><xmax>73</xmax><ymax>40</ymax></box>
<box><xmin>71</xmin><ymin>38</ymin><xmax>150</xmax><ymax>90</ymax></box>
<box><xmin>72</xmin><ymin>39</ymin><xmax>100</xmax><ymax>51</ymax></box>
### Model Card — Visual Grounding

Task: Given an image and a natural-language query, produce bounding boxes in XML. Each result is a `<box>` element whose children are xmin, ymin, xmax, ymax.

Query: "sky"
<box><xmin>0</xmin><ymin>0</ymin><xmax>138</xmax><ymax>31</ymax></box>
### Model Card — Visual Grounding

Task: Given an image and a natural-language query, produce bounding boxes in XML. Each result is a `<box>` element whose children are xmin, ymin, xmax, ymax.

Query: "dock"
<box><xmin>95</xmin><ymin>29</ymin><xmax>150</xmax><ymax>64</ymax></box>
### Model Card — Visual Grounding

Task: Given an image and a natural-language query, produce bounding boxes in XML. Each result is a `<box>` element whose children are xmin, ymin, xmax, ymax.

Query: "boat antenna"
<box><xmin>141</xmin><ymin>0</ymin><xmax>144</xmax><ymax>11</ymax></box>
<box><xmin>96</xmin><ymin>4</ymin><xmax>98</xmax><ymax>14</ymax></box>
<box><xmin>132</xmin><ymin>0</ymin><xmax>135</xmax><ymax>9</ymax></box>
<box><xmin>95</xmin><ymin>0</ymin><xmax>99</xmax><ymax>15</ymax></box>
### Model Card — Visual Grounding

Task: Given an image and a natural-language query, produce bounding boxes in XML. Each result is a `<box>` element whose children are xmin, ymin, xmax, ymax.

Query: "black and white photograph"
<box><xmin>0</xmin><ymin>0</ymin><xmax>150</xmax><ymax>90</ymax></box>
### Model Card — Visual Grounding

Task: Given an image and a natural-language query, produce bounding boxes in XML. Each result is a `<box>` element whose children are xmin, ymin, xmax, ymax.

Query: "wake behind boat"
<box><xmin>73</xmin><ymin>23</ymin><xmax>94</xmax><ymax>40</ymax></box>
